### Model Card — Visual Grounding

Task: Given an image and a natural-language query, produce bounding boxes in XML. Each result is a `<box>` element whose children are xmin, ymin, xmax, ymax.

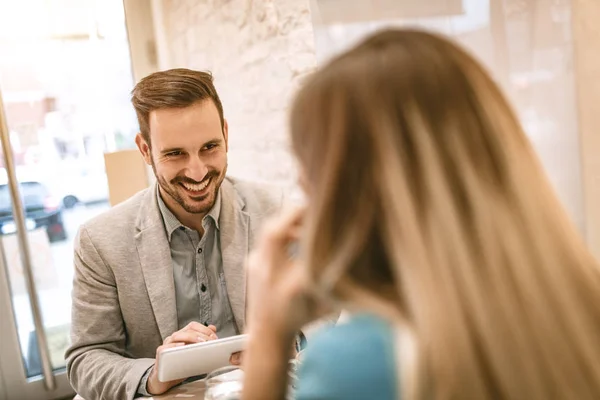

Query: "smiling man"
<box><xmin>65</xmin><ymin>69</ymin><xmax>285</xmax><ymax>400</ymax></box>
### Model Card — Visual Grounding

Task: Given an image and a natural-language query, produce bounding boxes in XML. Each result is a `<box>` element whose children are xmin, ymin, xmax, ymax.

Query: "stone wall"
<box><xmin>152</xmin><ymin>0</ymin><xmax>317</xmax><ymax>195</ymax></box>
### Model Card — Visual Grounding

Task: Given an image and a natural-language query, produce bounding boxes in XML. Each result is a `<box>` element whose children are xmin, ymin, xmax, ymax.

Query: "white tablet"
<box><xmin>157</xmin><ymin>334</ymin><xmax>248</xmax><ymax>382</ymax></box>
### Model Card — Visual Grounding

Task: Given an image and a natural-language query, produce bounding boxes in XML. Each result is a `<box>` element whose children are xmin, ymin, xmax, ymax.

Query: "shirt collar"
<box><xmin>156</xmin><ymin>185</ymin><xmax>221</xmax><ymax>241</ymax></box>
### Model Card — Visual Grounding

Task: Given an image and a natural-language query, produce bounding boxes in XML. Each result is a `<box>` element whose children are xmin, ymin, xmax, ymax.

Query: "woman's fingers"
<box><xmin>261</xmin><ymin>207</ymin><xmax>305</xmax><ymax>248</ymax></box>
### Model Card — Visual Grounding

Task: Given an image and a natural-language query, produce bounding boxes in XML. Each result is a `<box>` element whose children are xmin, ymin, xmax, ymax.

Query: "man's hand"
<box><xmin>147</xmin><ymin>322</ymin><xmax>218</xmax><ymax>395</ymax></box>
<box><xmin>229</xmin><ymin>351</ymin><xmax>243</xmax><ymax>366</ymax></box>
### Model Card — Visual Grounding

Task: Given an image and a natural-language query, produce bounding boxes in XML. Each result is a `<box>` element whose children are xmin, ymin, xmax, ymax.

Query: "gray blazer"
<box><xmin>65</xmin><ymin>177</ymin><xmax>284</xmax><ymax>400</ymax></box>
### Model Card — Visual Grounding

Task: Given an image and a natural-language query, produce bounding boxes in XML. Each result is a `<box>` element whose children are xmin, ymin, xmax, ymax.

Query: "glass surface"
<box><xmin>205</xmin><ymin>366</ymin><xmax>244</xmax><ymax>400</ymax></box>
<box><xmin>204</xmin><ymin>359</ymin><xmax>300</xmax><ymax>400</ymax></box>
<box><xmin>311</xmin><ymin>0</ymin><xmax>584</xmax><ymax>231</ymax></box>
<box><xmin>0</xmin><ymin>0</ymin><xmax>136</xmax><ymax>378</ymax></box>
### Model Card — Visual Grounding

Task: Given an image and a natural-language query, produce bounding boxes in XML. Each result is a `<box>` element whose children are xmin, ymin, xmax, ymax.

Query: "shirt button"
<box><xmin>179</xmin><ymin>227</ymin><xmax>185</xmax><ymax>231</ymax></box>
<box><xmin>197</xmin><ymin>248</ymin><xmax>203</xmax><ymax>254</ymax></box>
<box><xmin>201</xmin><ymin>284</ymin><xmax>207</xmax><ymax>292</ymax></box>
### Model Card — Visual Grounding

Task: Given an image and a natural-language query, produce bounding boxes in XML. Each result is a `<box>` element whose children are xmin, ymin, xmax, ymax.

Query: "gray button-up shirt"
<box><xmin>138</xmin><ymin>188</ymin><xmax>238</xmax><ymax>396</ymax></box>
<box><xmin>156</xmin><ymin>188</ymin><xmax>238</xmax><ymax>339</ymax></box>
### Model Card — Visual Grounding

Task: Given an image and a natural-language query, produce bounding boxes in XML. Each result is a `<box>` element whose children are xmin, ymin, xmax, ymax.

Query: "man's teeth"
<box><xmin>182</xmin><ymin>179</ymin><xmax>210</xmax><ymax>192</ymax></box>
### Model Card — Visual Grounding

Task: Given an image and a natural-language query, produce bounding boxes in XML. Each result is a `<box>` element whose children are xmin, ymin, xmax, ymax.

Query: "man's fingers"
<box><xmin>163</xmin><ymin>322</ymin><xmax>219</xmax><ymax>346</ymax></box>
<box><xmin>229</xmin><ymin>351</ymin><xmax>244</xmax><ymax>366</ymax></box>
<box><xmin>168</xmin><ymin>331</ymin><xmax>215</xmax><ymax>344</ymax></box>
<box><xmin>159</xmin><ymin>342</ymin><xmax>185</xmax><ymax>351</ymax></box>
<box><xmin>184</xmin><ymin>322</ymin><xmax>219</xmax><ymax>339</ymax></box>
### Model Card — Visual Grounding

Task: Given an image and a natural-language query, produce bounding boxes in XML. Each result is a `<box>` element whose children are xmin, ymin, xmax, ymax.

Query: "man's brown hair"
<box><xmin>131</xmin><ymin>68</ymin><xmax>225</xmax><ymax>146</ymax></box>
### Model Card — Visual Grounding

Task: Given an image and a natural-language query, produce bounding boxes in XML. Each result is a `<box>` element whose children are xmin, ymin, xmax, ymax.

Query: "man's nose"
<box><xmin>186</xmin><ymin>156</ymin><xmax>208</xmax><ymax>182</ymax></box>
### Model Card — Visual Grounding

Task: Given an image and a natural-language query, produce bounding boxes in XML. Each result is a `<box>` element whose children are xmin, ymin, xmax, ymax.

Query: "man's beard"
<box><xmin>152</xmin><ymin>162</ymin><xmax>227</xmax><ymax>215</ymax></box>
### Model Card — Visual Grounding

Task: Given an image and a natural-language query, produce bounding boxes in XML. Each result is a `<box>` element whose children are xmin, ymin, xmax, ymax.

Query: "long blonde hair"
<box><xmin>290</xmin><ymin>29</ymin><xmax>600</xmax><ymax>399</ymax></box>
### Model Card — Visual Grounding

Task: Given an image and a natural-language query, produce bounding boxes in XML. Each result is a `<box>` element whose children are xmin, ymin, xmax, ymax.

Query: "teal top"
<box><xmin>295</xmin><ymin>314</ymin><xmax>398</xmax><ymax>400</ymax></box>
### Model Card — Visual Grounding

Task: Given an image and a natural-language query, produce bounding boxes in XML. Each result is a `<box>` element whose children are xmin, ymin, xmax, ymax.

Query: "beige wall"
<box><xmin>313</xmin><ymin>0</ymin><xmax>463</xmax><ymax>23</ymax></box>
<box><xmin>311</xmin><ymin>0</ymin><xmax>591</xmax><ymax>237</ymax></box>
<box><xmin>573</xmin><ymin>0</ymin><xmax>600</xmax><ymax>258</ymax></box>
<box><xmin>151</xmin><ymin>0</ymin><xmax>317</xmax><ymax>195</ymax></box>
<box><xmin>123</xmin><ymin>0</ymin><xmax>159</xmax><ymax>83</ymax></box>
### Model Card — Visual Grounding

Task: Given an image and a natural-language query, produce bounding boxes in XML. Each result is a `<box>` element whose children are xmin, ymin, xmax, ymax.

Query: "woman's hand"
<box><xmin>246</xmin><ymin>207</ymin><xmax>315</xmax><ymax>340</ymax></box>
<box><xmin>242</xmin><ymin>207</ymin><xmax>320</xmax><ymax>400</ymax></box>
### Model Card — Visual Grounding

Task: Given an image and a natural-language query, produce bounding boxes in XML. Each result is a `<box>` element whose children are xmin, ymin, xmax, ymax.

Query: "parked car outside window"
<box><xmin>0</xmin><ymin>181</ymin><xmax>67</xmax><ymax>243</ymax></box>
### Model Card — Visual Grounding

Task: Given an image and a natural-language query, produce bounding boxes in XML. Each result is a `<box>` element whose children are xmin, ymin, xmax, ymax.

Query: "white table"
<box><xmin>141</xmin><ymin>379</ymin><xmax>206</xmax><ymax>399</ymax></box>
<box><xmin>73</xmin><ymin>380</ymin><xmax>206</xmax><ymax>400</ymax></box>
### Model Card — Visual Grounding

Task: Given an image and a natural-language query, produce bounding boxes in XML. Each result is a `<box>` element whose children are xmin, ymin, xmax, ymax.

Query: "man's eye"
<box><xmin>166</xmin><ymin>151</ymin><xmax>182</xmax><ymax>157</ymax></box>
<box><xmin>205</xmin><ymin>144</ymin><xmax>217</xmax><ymax>150</ymax></box>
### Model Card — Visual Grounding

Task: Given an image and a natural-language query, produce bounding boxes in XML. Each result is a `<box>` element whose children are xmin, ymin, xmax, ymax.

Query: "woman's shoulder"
<box><xmin>308</xmin><ymin>313</ymin><xmax>394</xmax><ymax>354</ymax></box>
<box><xmin>295</xmin><ymin>313</ymin><xmax>399</xmax><ymax>399</ymax></box>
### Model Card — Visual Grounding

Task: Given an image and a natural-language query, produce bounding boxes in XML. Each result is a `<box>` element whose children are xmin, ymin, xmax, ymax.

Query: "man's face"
<box><xmin>136</xmin><ymin>99</ymin><xmax>228</xmax><ymax>216</ymax></box>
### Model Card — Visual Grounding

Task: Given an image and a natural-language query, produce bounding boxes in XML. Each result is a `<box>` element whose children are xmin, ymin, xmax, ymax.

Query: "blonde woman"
<box><xmin>241</xmin><ymin>29</ymin><xmax>600</xmax><ymax>399</ymax></box>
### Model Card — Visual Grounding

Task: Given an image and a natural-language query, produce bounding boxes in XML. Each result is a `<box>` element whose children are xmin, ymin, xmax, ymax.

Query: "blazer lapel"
<box><xmin>219</xmin><ymin>180</ymin><xmax>249</xmax><ymax>332</ymax></box>
<box><xmin>135</xmin><ymin>185</ymin><xmax>178</xmax><ymax>340</ymax></box>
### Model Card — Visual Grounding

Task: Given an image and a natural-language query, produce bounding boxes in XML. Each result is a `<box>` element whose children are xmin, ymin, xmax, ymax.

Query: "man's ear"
<box><xmin>223</xmin><ymin>119</ymin><xmax>229</xmax><ymax>152</ymax></box>
<box><xmin>135</xmin><ymin>133</ymin><xmax>152</xmax><ymax>165</ymax></box>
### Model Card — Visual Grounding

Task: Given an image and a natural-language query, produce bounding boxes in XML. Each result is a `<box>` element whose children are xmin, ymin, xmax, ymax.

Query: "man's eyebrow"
<box><xmin>159</xmin><ymin>138</ymin><xmax>224</xmax><ymax>154</ymax></box>
<box><xmin>160</xmin><ymin>147</ymin><xmax>184</xmax><ymax>154</ymax></box>
<box><xmin>203</xmin><ymin>138</ymin><xmax>223</xmax><ymax>146</ymax></box>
